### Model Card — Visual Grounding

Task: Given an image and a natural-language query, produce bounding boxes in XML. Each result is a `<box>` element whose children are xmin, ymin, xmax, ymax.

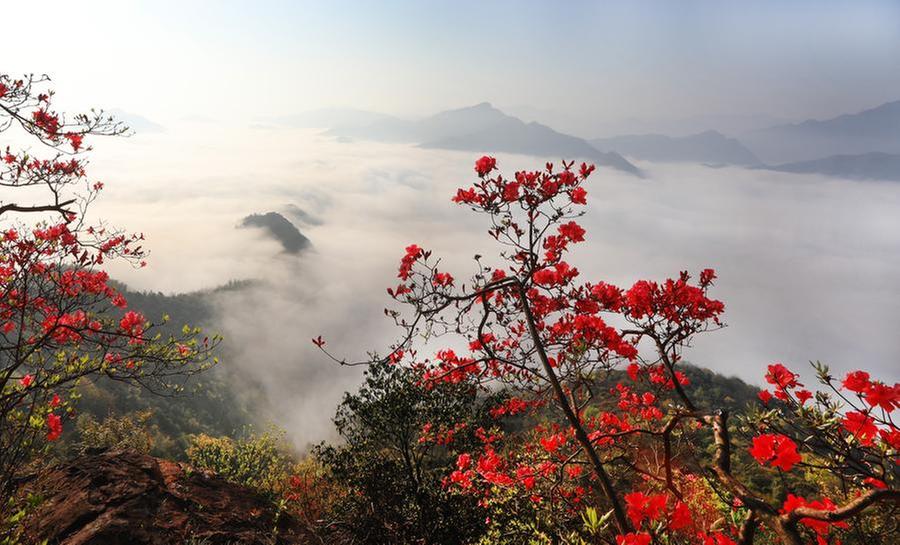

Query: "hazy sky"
<box><xmin>6</xmin><ymin>0</ymin><xmax>900</xmax><ymax>128</ymax></box>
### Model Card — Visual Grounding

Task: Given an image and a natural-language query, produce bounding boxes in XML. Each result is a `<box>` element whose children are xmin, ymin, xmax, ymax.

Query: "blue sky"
<box><xmin>6</xmin><ymin>0</ymin><xmax>900</xmax><ymax>126</ymax></box>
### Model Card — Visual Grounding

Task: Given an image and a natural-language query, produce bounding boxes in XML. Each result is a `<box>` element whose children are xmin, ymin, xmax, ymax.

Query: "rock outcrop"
<box><xmin>16</xmin><ymin>449</ymin><xmax>311</xmax><ymax>545</ymax></box>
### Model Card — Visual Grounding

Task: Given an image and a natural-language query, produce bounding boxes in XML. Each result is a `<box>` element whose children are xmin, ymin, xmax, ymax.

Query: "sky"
<box><xmin>4</xmin><ymin>0</ymin><xmax>900</xmax><ymax>131</ymax></box>
<box><xmin>3</xmin><ymin>1</ymin><xmax>899</xmax><ymax>444</ymax></box>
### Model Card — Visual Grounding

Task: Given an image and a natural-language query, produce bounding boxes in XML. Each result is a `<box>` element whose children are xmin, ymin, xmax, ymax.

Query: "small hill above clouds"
<box><xmin>763</xmin><ymin>152</ymin><xmax>900</xmax><ymax>182</ymax></box>
<box><xmin>590</xmin><ymin>130</ymin><xmax>761</xmax><ymax>166</ymax></box>
<box><xmin>238</xmin><ymin>212</ymin><xmax>311</xmax><ymax>254</ymax></box>
<box><xmin>323</xmin><ymin>102</ymin><xmax>642</xmax><ymax>175</ymax></box>
<box><xmin>741</xmin><ymin>100</ymin><xmax>900</xmax><ymax>164</ymax></box>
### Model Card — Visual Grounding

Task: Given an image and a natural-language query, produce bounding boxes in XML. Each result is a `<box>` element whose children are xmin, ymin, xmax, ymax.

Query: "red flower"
<box><xmin>502</xmin><ymin>181</ymin><xmax>520</xmax><ymax>201</ymax></box>
<box><xmin>398</xmin><ymin>244</ymin><xmax>423</xmax><ymax>280</ymax></box>
<box><xmin>433</xmin><ymin>271</ymin><xmax>454</xmax><ymax>287</ymax></box>
<box><xmin>558</xmin><ymin>221</ymin><xmax>586</xmax><ymax>243</ymax></box>
<box><xmin>624</xmin><ymin>491</ymin><xmax>667</xmax><ymax>528</ymax></box>
<box><xmin>46</xmin><ymin>413</ymin><xmax>63</xmax><ymax>441</ymax></box>
<box><xmin>669</xmin><ymin>501</ymin><xmax>693</xmax><ymax>531</ymax></box>
<box><xmin>616</xmin><ymin>533</ymin><xmax>651</xmax><ymax>545</ymax></box>
<box><xmin>571</xmin><ymin>186</ymin><xmax>587</xmax><ymax>205</ymax></box>
<box><xmin>757</xmin><ymin>390</ymin><xmax>773</xmax><ymax>405</ymax></box>
<box><xmin>119</xmin><ymin>310</ymin><xmax>145</xmax><ymax>336</ymax></box>
<box><xmin>19</xmin><ymin>374</ymin><xmax>33</xmax><ymax>388</ymax></box>
<box><xmin>864</xmin><ymin>382</ymin><xmax>898</xmax><ymax>412</ymax></box>
<box><xmin>312</xmin><ymin>335</ymin><xmax>326</xmax><ymax>348</ymax></box>
<box><xmin>32</xmin><ymin>109</ymin><xmax>60</xmax><ymax>136</ymax></box>
<box><xmin>474</xmin><ymin>156</ymin><xmax>496</xmax><ymax>176</ymax></box>
<box><xmin>539</xmin><ymin>433</ymin><xmax>566</xmax><ymax>454</ymax></box>
<box><xmin>842</xmin><ymin>411</ymin><xmax>878</xmax><ymax>446</ymax></box>
<box><xmin>765</xmin><ymin>363</ymin><xmax>799</xmax><ymax>389</ymax></box>
<box><xmin>626</xmin><ymin>363</ymin><xmax>640</xmax><ymax>381</ymax></box>
<box><xmin>842</xmin><ymin>370</ymin><xmax>871</xmax><ymax>393</ymax></box>
<box><xmin>749</xmin><ymin>433</ymin><xmax>801</xmax><ymax>471</ymax></box>
<box><xmin>701</xmin><ymin>532</ymin><xmax>737</xmax><ymax>545</ymax></box>
<box><xmin>456</xmin><ymin>453</ymin><xmax>472</xmax><ymax>470</ymax></box>
<box><xmin>532</xmin><ymin>268</ymin><xmax>558</xmax><ymax>286</ymax></box>
<box><xmin>64</xmin><ymin>132</ymin><xmax>84</xmax><ymax>152</ymax></box>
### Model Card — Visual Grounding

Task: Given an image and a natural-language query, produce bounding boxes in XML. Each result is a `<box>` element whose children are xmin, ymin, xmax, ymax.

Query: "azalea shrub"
<box><xmin>0</xmin><ymin>73</ymin><xmax>218</xmax><ymax>505</ymax></box>
<box><xmin>317</xmin><ymin>156</ymin><xmax>899</xmax><ymax>545</ymax></box>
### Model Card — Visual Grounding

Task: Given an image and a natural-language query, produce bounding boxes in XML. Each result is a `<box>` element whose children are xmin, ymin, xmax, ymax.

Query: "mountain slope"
<box><xmin>741</xmin><ymin>100</ymin><xmax>900</xmax><ymax>164</ymax></box>
<box><xmin>590</xmin><ymin>130</ymin><xmax>761</xmax><ymax>166</ymax></box>
<box><xmin>764</xmin><ymin>152</ymin><xmax>900</xmax><ymax>181</ymax></box>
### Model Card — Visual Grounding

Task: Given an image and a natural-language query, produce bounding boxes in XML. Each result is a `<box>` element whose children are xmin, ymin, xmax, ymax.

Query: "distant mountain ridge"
<box><xmin>279</xmin><ymin>98</ymin><xmax>900</xmax><ymax>180</ymax></box>
<box><xmin>764</xmin><ymin>152</ymin><xmax>900</xmax><ymax>182</ymax></box>
<box><xmin>590</xmin><ymin>130</ymin><xmax>761</xmax><ymax>166</ymax></box>
<box><xmin>741</xmin><ymin>100</ymin><xmax>900</xmax><ymax>164</ymax></box>
<box><xmin>315</xmin><ymin>102</ymin><xmax>641</xmax><ymax>175</ymax></box>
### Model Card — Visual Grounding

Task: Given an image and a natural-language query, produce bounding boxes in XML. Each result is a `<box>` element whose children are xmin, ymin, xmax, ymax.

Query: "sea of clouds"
<box><xmin>84</xmin><ymin>122</ymin><xmax>900</xmax><ymax>446</ymax></box>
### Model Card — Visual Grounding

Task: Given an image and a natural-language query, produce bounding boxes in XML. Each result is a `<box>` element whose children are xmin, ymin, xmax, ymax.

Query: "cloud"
<box><xmin>85</xmin><ymin>123</ymin><xmax>900</xmax><ymax>446</ymax></box>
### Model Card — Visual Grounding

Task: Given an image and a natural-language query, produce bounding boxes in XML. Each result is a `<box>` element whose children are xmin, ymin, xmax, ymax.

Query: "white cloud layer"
<box><xmin>83</xmin><ymin>123</ymin><xmax>900</xmax><ymax>445</ymax></box>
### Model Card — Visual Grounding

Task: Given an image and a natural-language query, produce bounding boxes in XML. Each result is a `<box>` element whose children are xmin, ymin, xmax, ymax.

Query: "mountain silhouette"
<box><xmin>763</xmin><ymin>152</ymin><xmax>900</xmax><ymax>181</ymax></box>
<box><xmin>742</xmin><ymin>100</ymin><xmax>900</xmax><ymax>164</ymax></box>
<box><xmin>590</xmin><ymin>130</ymin><xmax>761</xmax><ymax>166</ymax></box>
<box><xmin>325</xmin><ymin>103</ymin><xmax>641</xmax><ymax>175</ymax></box>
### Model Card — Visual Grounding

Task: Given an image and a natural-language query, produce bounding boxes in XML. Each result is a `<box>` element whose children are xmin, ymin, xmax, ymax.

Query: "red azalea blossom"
<box><xmin>669</xmin><ymin>501</ymin><xmax>693</xmax><ymax>531</ymax></box>
<box><xmin>46</xmin><ymin>413</ymin><xmax>63</xmax><ymax>441</ymax></box>
<box><xmin>864</xmin><ymin>381</ymin><xmax>899</xmax><ymax>412</ymax></box>
<box><xmin>474</xmin><ymin>155</ymin><xmax>496</xmax><ymax>176</ymax></box>
<box><xmin>398</xmin><ymin>244</ymin><xmax>423</xmax><ymax>280</ymax></box>
<box><xmin>119</xmin><ymin>310</ymin><xmax>145</xmax><ymax>337</ymax></box>
<box><xmin>749</xmin><ymin>433</ymin><xmax>802</xmax><ymax>471</ymax></box>
<box><xmin>624</xmin><ymin>491</ymin><xmax>667</xmax><ymax>528</ymax></box>
<box><xmin>842</xmin><ymin>411</ymin><xmax>878</xmax><ymax>446</ymax></box>
<box><xmin>64</xmin><ymin>132</ymin><xmax>84</xmax><ymax>152</ymax></box>
<box><xmin>571</xmin><ymin>186</ymin><xmax>587</xmax><ymax>204</ymax></box>
<box><xmin>616</xmin><ymin>533</ymin><xmax>651</xmax><ymax>545</ymax></box>
<box><xmin>842</xmin><ymin>370</ymin><xmax>871</xmax><ymax>393</ymax></box>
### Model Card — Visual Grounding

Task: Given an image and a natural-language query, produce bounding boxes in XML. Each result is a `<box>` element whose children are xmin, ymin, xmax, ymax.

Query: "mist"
<box><xmin>84</xmin><ymin>122</ymin><xmax>900</xmax><ymax>446</ymax></box>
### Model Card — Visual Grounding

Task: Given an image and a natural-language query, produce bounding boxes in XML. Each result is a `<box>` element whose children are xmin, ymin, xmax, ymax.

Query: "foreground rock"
<box><xmin>17</xmin><ymin>449</ymin><xmax>311</xmax><ymax>545</ymax></box>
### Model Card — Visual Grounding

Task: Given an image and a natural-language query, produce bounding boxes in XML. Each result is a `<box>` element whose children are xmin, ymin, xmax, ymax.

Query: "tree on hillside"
<box><xmin>314</xmin><ymin>357</ymin><xmax>497</xmax><ymax>544</ymax></box>
<box><xmin>0</xmin><ymin>74</ymin><xmax>218</xmax><ymax>506</ymax></box>
<box><xmin>317</xmin><ymin>156</ymin><xmax>898</xmax><ymax>544</ymax></box>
